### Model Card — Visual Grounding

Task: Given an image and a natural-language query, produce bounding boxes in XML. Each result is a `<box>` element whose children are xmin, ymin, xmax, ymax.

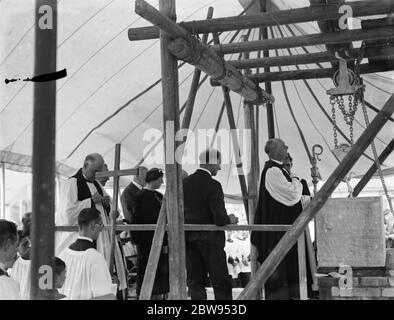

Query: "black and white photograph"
<box><xmin>0</xmin><ymin>0</ymin><xmax>394</xmax><ymax>306</ymax></box>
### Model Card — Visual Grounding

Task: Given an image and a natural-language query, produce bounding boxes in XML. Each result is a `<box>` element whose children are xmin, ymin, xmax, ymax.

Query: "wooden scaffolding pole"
<box><xmin>181</xmin><ymin>7</ymin><xmax>213</xmax><ymax>131</ymax></box>
<box><xmin>238</xmin><ymin>93</ymin><xmax>394</xmax><ymax>300</ymax></box>
<box><xmin>353</xmin><ymin>138</ymin><xmax>394</xmax><ymax>197</ymax></box>
<box><xmin>211</xmin><ymin>26</ymin><xmax>394</xmax><ymax>55</ymax></box>
<box><xmin>242</xmin><ymin>35</ymin><xmax>260</xmax><ymax>296</ymax></box>
<box><xmin>211</xmin><ymin>62</ymin><xmax>394</xmax><ymax>84</ymax></box>
<box><xmin>260</xmin><ymin>0</ymin><xmax>275</xmax><ymax>139</ymax></box>
<box><xmin>222</xmin><ymin>87</ymin><xmax>249</xmax><ymax>215</ymax></box>
<box><xmin>30</xmin><ymin>0</ymin><xmax>57</xmax><ymax>300</ymax></box>
<box><xmin>159</xmin><ymin>0</ymin><xmax>187</xmax><ymax>300</ymax></box>
<box><xmin>211</xmin><ymin>30</ymin><xmax>249</xmax><ymax>215</ymax></box>
<box><xmin>139</xmin><ymin>7</ymin><xmax>214</xmax><ymax>300</ymax></box>
<box><xmin>228</xmin><ymin>45</ymin><xmax>394</xmax><ymax>70</ymax></box>
<box><xmin>134</xmin><ymin>0</ymin><xmax>273</xmax><ymax>105</ymax></box>
<box><xmin>108</xmin><ymin>144</ymin><xmax>121</xmax><ymax>276</ymax></box>
<box><xmin>139</xmin><ymin>200</ymin><xmax>167</xmax><ymax>300</ymax></box>
<box><xmin>128</xmin><ymin>0</ymin><xmax>394</xmax><ymax>41</ymax></box>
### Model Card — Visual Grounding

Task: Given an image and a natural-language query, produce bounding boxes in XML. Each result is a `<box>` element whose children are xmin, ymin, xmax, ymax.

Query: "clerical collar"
<box><xmin>198</xmin><ymin>168</ymin><xmax>212</xmax><ymax>176</ymax></box>
<box><xmin>271</xmin><ymin>159</ymin><xmax>283</xmax><ymax>165</ymax></box>
<box><xmin>132</xmin><ymin>180</ymin><xmax>143</xmax><ymax>190</ymax></box>
<box><xmin>77</xmin><ymin>236</ymin><xmax>94</xmax><ymax>243</ymax></box>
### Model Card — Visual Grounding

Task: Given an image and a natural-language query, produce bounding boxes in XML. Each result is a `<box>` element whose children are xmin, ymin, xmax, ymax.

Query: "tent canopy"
<box><xmin>1</xmin><ymin>0</ymin><xmax>394</xmax><ymax>194</ymax></box>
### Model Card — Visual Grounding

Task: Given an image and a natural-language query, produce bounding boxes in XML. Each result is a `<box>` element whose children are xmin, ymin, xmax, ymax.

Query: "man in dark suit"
<box><xmin>183</xmin><ymin>149</ymin><xmax>238</xmax><ymax>300</ymax></box>
<box><xmin>120</xmin><ymin>166</ymin><xmax>148</xmax><ymax>224</ymax></box>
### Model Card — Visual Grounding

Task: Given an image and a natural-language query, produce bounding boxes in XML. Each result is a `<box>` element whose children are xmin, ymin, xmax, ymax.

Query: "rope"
<box><xmin>360</xmin><ymin>84</ymin><xmax>394</xmax><ymax>214</ymax></box>
<box><xmin>272</xmin><ymin>26</ymin><xmax>313</xmax><ymax>164</ymax></box>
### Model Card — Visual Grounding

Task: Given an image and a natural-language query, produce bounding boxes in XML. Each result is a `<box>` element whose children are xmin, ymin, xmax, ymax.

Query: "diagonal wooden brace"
<box><xmin>238</xmin><ymin>93</ymin><xmax>394</xmax><ymax>300</ymax></box>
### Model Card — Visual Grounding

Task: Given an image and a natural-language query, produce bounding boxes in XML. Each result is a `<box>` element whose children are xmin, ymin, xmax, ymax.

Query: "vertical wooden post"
<box><xmin>109</xmin><ymin>144</ymin><xmax>121</xmax><ymax>275</ymax></box>
<box><xmin>242</xmin><ymin>35</ymin><xmax>260</xmax><ymax>297</ymax></box>
<box><xmin>260</xmin><ymin>0</ymin><xmax>275</xmax><ymax>138</ymax></box>
<box><xmin>181</xmin><ymin>7</ymin><xmax>213</xmax><ymax>131</ymax></box>
<box><xmin>159</xmin><ymin>0</ymin><xmax>187</xmax><ymax>300</ymax></box>
<box><xmin>212</xmin><ymin>31</ymin><xmax>249</xmax><ymax>215</ymax></box>
<box><xmin>0</xmin><ymin>162</ymin><xmax>5</xmax><ymax>219</ymax></box>
<box><xmin>222</xmin><ymin>87</ymin><xmax>250</xmax><ymax>215</ymax></box>
<box><xmin>297</xmin><ymin>232</ymin><xmax>308</xmax><ymax>300</ymax></box>
<box><xmin>31</xmin><ymin>0</ymin><xmax>57</xmax><ymax>300</ymax></box>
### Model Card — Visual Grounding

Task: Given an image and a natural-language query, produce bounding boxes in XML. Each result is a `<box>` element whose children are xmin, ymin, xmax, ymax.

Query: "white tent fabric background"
<box><xmin>1</xmin><ymin>0</ymin><xmax>394</xmax><ymax>198</ymax></box>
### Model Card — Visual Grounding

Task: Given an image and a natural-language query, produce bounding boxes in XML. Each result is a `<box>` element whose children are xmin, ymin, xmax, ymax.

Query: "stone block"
<box><xmin>353</xmin><ymin>287</ymin><xmax>381</xmax><ymax>297</ymax></box>
<box><xmin>386</xmin><ymin>249</ymin><xmax>394</xmax><ymax>270</ymax></box>
<box><xmin>360</xmin><ymin>277</ymin><xmax>388</xmax><ymax>287</ymax></box>
<box><xmin>316</xmin><ymin>197</ymin><xmax>385</xmax><ymax>267</ymax></box>
<box><xmin>382</xmin><ymin>288</ymin><xmax>394</xmax><ymax>297</ymax></box>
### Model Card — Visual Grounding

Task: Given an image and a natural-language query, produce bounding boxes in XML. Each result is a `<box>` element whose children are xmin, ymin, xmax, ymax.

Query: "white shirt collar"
<box><xmin>77</xmin><ymin>236</ymin><xmax>94</xmax><ymax>243</ymax></box>
<box><xmin>198</xmin><ymin>168</ymin><xmax>212</xmax><ymax>176</ymax></box>
<box><xmin>271</xmin><ymin>159</ymin><xmax>283</xmax><ymax>165</ymax></box>
<box><xmin>0</xmin><ymin>262</ymin><xmax>6</xmax><ymax>272</ymax></box>
<box><xmin>132</xmin><ymin>180</ymin><xmax>143</xmax><ymax>190</ymax></box>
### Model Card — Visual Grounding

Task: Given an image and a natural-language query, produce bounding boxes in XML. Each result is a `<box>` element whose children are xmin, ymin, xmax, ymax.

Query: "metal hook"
<box><xmin>312</xmin><ymin>144</ymin><xmax>323</xmax><ymax>162</ymax></box>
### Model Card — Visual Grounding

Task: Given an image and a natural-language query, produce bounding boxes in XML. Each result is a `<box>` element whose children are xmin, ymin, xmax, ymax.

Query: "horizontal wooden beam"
<box><xmin>128</xmin><ymin>0</ymin><xmax>394</xmax><ymax>41</ymax></box>
<box><xmin>362</xmin><ymin>17</ymin><xmax>394</xmax><ymax>29</ymax></box>
<box><xmin>95</xmin><ymin>168</ymin><xmax>138</xmax><ymax>178</ymax></box>
<box><xmin>55</xmin><ymin>224</ymin><xmax>291</xmax><ymax>232</ymax></box>
<box><xmin>211</xmin><ymin>62</ymin><xmax>394</xmax><ymax>84</ymax></box>
<box><xmin>135</xmin><ymin>0</ymin><xmax>274</xmax><ymax>104</ymax></box>
<box><xmin>228</xmin><ymin>45</ymin><xmax>394</xmax><ymax>69</ymax></box>
<box><xmin>211</xmin><ymin>26</ymin><xmax>394</xmax><ymax>55</ymax></box>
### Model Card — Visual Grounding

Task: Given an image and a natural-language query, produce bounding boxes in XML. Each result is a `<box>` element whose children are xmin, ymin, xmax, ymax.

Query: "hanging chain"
<box><xmin>330</xmin><ymin>96</ymin><xmax>338</xmax><ymax>149</ymax></box>
<box><xmin>359</xmin><ymin>79</ymin><xmax>394</xmax><ymax>214</ymax></box>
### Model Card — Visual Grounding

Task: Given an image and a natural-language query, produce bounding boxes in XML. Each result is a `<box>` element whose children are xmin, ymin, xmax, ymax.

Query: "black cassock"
<box><xmin>132</xmin><ymin>189</ymin><xmax>169</xmax><ymax>296</ymax></box>
<box><xmin>251</xmin><ymin>160</ymin><xmax>312</xmax><ymax>300</ymax></box>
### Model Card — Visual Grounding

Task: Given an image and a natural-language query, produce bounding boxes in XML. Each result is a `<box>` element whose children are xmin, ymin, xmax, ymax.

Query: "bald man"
<box><xmin>251</xmin><ymin>139</ymin><xmax>311</xmax><ymax>300</ymax></box>
<box><xmin>55</xmin><ymin>153</ymin><xmax>127</xmax><ymax>296</ymax></box>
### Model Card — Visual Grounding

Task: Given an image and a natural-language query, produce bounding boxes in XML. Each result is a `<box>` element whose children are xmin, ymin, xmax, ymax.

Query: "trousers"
<box><xmin>186</xmin><ymin>240</ymin><xmax>232</xmax><ymax>300</ymax></box>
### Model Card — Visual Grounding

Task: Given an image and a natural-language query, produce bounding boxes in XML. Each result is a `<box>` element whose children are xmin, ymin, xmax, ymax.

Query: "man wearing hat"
<box><xmin>183</xmin><ymin>149</ymin><xmax>238</xmax><ymax>300</ymax></box>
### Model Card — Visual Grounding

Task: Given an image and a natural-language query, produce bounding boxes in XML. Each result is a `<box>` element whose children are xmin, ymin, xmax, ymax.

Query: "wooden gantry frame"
<box><xmin>30</xmin><ymin>0</ymin><xmax>394</xmax><ymax>300</ymax></box>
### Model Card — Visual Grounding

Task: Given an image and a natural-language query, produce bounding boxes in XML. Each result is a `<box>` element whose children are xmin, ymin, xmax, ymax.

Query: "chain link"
<box><xmin>330</xmin><ymin>96</ymin><xmax>338</xmax><ymax>149</ymax></box>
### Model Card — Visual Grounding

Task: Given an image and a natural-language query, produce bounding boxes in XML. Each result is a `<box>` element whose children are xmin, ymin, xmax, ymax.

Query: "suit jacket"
<box><xmin>120</xmin><ymin>181</ymin><xmax>141</xmax><ymax>223</ymax></box>
<box><xmin>183</xmin><ymin>169</ymin><xmax>230</xmax><ymax>247</ymax></box>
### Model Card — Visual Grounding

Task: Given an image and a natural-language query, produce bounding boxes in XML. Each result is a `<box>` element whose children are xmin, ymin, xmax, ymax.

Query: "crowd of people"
<box><xmin>0</xmin><ymin>138</ymin><xmax>316</xmax><ymax>300</ymax></box>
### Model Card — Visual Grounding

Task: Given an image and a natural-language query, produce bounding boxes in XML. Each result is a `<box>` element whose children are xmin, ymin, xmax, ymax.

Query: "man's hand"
<box><xmin>228</xmin><ymin>214</ymin><xmax>239</xmax><ymax>224</ymax></box>
<box><xmin>91</xmin><ymin>192</ymin><xmax>103</xmax><ymax>204</ymax></box>
<box><xmin>102</xmin><ymin>195</ymin><xmax>111</xmax><ymax>205</ymax></box>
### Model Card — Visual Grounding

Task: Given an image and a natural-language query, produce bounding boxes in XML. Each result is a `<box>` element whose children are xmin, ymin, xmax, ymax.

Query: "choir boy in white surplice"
<box><xmin>0</xmin><ymin>220</ymin><xmax>21</xmax><ymax>300</ymax></box>
<box><xmin>55</xmin><ymin>153</ymin><xmax>127</xmax><ymax>293</ymax></box>
<box><xmin>59</xmin><ymin>208</ymin><xmax>116</xmax><ymax>300</ymax></box>
<box><xmin>10</xmin><ymin>231</ymin><xmax>31</xmax><ymax>299</ymax></box>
